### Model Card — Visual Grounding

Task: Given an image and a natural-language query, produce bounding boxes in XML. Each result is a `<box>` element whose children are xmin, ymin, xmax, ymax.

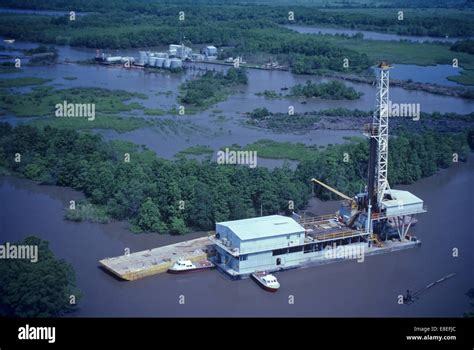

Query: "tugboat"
<box><xmin>167</xmin><ymin>258</ymin><xmax>215</xmax><ymax>274</ymax></box>
<box><xmin>252</xmin><ymin>271</ymin><xmax>280</xmax><ymax>292</ymax></box>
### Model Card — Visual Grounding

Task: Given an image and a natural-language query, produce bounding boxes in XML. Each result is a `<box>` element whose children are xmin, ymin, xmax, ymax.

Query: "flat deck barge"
<box><xmin>99</xmin><ymin>236</ymin><xmax>215</xmax><ymax>280</ymax></box>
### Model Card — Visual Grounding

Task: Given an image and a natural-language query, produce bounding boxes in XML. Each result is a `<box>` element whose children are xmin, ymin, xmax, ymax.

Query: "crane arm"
<box><xmin>311</xmin><ymin>178</ymin><xmax>354</xmax><ymax>202</ymax></box>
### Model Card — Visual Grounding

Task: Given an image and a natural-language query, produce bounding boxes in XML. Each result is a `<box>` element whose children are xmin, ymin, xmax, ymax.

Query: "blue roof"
<box><xmin>217</xmin><ymin>215</ymin><xmax>304</xmax><ymax>241</ymax></box>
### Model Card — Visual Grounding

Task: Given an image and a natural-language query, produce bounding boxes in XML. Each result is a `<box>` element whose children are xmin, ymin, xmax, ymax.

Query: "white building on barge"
<box><xmin>211</xmin><ymin>207</ymin><xmax>422</xmax><ymax>279</ymax></box>
<box><xmin>210</xmin><ymin>215</ymin><xmax>366</xmax><ymax>278</ymax></box>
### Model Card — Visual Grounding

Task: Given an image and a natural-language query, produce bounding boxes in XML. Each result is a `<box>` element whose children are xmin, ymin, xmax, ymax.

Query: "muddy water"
<box><xmin>2</xmin><ymin>37</ymin><xmax>474</xmax><ymax>160</ymax></box>
<box><xmin>4</xmin><ymin>60</ymin><xmax>472</xmax><ymax>160</ymax></box>
<box><xmin>0</xmin><ymin>154</ymin><xmax>472</xmax><ymax>317</ymax></box>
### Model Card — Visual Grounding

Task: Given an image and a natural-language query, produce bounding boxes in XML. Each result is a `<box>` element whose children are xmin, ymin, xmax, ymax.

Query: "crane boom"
<box><xmin>311</xmin><ymin>178</ymin><xmax>353</xmax><ymax>202</ymax></box>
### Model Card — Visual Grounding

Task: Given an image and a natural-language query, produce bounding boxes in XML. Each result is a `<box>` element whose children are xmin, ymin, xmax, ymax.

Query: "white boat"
<box><xmin>3</xmin><ymin>39</ymin><xmax>15</xmax><ymax>44</ymax></box>
<box><xmin>167</xmin><ymin>258</ymin><xmax>215</xmax><ymax>274</ymax></box>
<box><xmin>252</xmin><ymin>271</ymin><xmax>280</xmax><ymax>292</ymax></box>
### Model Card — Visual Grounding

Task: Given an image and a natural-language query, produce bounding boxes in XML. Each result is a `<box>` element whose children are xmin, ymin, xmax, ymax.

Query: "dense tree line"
<box><xmin>296</xmin><ymin>131</ymin><xmax>471</xmax><ymax>199</ymax></box>
<box><xmin>0</xmin><ymin>236</ymin><xmax>81</xmax><ymax>317</ymax></box>
<box><xmin>290</xmin><ymin>80</ymin><xmax>363</xmax><ymax>100</ymax></box>
<box><xmin>1</xmin><ymin>0</ymin><xmax>472</xmax><ymax>37</ymax></box>
<box><xmin>0</xmin><ymin>123</ymin><xmax>470</xmax><ymax>233</ymax></box>
<box><xmin>450</xmin><ymin>40</ymin><xmax>474</xmax><ymax>55</ymax></box>
<box><xmin>0</xmin><ymin>6</ymin><xmax>371</xmax><ymax>74</ymax></box>
<box><xmin>0</xmin><ymin>124</ymin><xmax>309</xmax><ymax>233</ymax></box>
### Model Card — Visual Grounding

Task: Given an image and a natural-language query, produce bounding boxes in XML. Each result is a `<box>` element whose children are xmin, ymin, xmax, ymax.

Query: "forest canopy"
<box><xmin>0</xmin><ymin>236</ymin><xmax>81</xmax><ymax>317</ymax></box>
<box><xmin>0</xmin><ymin>123</ymin><xmax>470</xmax><ymax>234</ymax></box>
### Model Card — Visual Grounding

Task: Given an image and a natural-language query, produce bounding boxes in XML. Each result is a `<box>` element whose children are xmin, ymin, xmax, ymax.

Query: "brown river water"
<box><xmin>0</xmin><ymin>154</ymin><xmax>472</xmax><ymax>317</ymax></box>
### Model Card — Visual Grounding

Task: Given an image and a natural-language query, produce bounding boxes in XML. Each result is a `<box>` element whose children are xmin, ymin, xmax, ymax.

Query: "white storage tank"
<box><xmin>163</xmin><ymin>58</ymin><xmax>171</xmax><ymax>69</ymax></box>
<box><xmin>170</xmin><ymin>58</ymin><xmax>182</xmax><ymax>68</ymax></box>
<box><xmin>156</xmin><ymin>52</ymin><xmax>168</xmax><ymax>58</ymax></box>
<box><xmin>148</xmin><ymin>57</ymin><xmax>157</xmax><ymax>67</ymax></box>
<box><xmin>138</xmin><ymin>51</ymin><xmax>148</xmax><ymax>66</ymax></box>
<box><xmin>105</xmin><ymin>56</ymin><xmax>122</xmax><ymax>63</ymax></box>
<box><xmin>155</xmin><ymin>57</ymin><xmax>165</xmax><ymax>68</ymax></box>
<box><xmin>121</xmin><ymin>57</ymin><xmax>135</xmax><ymax>64</ymax></box>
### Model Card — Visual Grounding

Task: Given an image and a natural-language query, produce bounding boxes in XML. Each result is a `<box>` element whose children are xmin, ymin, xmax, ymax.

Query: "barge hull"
<box><xmin>213</xmin><ymin>239</ymin><xmax>421</xmax><ymax>280</ymax></box>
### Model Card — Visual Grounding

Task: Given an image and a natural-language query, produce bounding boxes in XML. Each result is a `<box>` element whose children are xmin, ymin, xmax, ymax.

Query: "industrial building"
<box><xmin>203</xmin><ymin>45</ymin><xmax>218</xmax><ymax>59</ymax></box>
<box><xmin>212</xmin><ymin>215</ymin><xmax>306</xmax><ymax>275</ymax></box>
<box><xmin>96</xmin><ymin>42</ymin><xmax>221</xmax><ymax>70</ymax></box>
<box><xmin>169</xmin><ymin>44</ymin><xmax>192</xmax><ymax>59</ymax></box>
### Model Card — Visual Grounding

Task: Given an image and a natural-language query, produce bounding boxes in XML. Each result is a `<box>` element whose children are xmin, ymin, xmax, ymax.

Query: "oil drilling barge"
<box><xmin>100</xmin><ymin>63</ymin><xmax>427</xmax><ymax>282</ymax></box>
<box><xmin>209</xmin><ymin>62</ymin><xmax>427</xmax><ymax>278</ymax></box>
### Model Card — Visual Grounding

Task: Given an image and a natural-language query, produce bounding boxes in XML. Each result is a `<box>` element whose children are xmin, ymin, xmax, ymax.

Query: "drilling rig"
<box><xmin>313</xmin><ymin>63</ymin><xmax>426</xmax><ymax>243</ymax></box>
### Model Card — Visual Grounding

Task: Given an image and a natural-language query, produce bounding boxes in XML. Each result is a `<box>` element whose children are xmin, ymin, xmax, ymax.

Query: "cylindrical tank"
<box><xmin>105</xmin><ymin>56</ymin><xmax>122</xmax><ymax>63</ymax></box>
<box><xmin>155</xmin><ymin>57</ymin><xmax>165</xmax><ymax>68</ymax></box>
<box><xmin>170</xmin><ymin>58</ymin><xmax>182</xmax><ymax>68</ymax></box>
<box><xmin>121</xmin><ymin>57</ymin><xmax>135</xmax><ymax>64</ymax></box>
<box><xmin>156</xmin><ymin>52</ymin><xmax>168</xmax><ymax>58</ymax></box>
<box><xmin>138</xmin><ymin>51</ymin><xmax>147</xmax><ymax>66</ymax></box>
<box><xmin>163</xmin><ymin>58</ymin><xmax>171</xmax><ymax>69</ymax></box>
<box><xmin>148</xmin><ymin>57</ymin><xmax>157</xmax><ymax>67</ymax></box>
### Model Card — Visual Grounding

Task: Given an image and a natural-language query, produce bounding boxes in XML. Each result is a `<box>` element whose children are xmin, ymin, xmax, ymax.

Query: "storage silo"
<box><xmin>155</xmin><ymin>57</ymin><xmax>165</xmax><ymax>68</ymax></box>
<box><xmin>121</xmin><ymin>57</ymin><xmax>135</xmax><ymax>64</ymax></box>
<box><xmin>138</xmin><ymin>51</ymin><xmax>148</xmax><ymax>66</ymax></box>
<box><xmin>105</xmin><ymin>56</ymin><xmax>122</xmax><ymax>64</ymax></box>
<box><xmin>148</xmin><ymin>57</ymin><xmax>157</xmax><ymax>67</ymax></box>
<box><xmin>170</xmin><ymin>58</ymin><xmax>182</xmax><ymax>69</ymax></box>
<box><xmin>163</xmin><ymin>58</ymin><xmax>171</xmax><ymax>69</ymax></box>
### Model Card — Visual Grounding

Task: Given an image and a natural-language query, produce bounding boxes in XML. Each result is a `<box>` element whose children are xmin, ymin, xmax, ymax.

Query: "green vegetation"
<box><xmin>290</xmin><ymin>80</ymin><xmax>363</xmax><ymax>100</ymax></box>
<box><xmin>447</xmin><ymin>71</ymin><xmax>474</xmax><ymax>86</ymax></box>
<box><xmin>465</xmin><ymin>288</ymin><xmax>474</xmax><ymax>317</ymax></box>
<box><xmin>0</xmin><ymin>123</ymin><xmax>310</xmax><ymax>232</ymax></box>
<box><xmin>0</xmin><ymin>236</ymin><xmax>81</xmax><ymax>317</ymax></box>
<box><xmin>178</xmin><ymin>145</ymin><xmax>213</xmax><ymax>156</ymax></box>
<box><xmin>0</xmin><ymin>5</ymin><xmax>371</xmax><ymax>76</ymax></box>
<box><xmin>0</xmin><ymin>86</ymin><xmax>147</xmax><ymax>117</ymax></box>
<box><xmin>255</xmin><ymin>90</ymin><xmax>282</xmax><ymax>99</ymax></box>
<box><xmin>0</xmin><ymin>65</ymin><xmax>19</xmax><ymax>74</ymax></box>
<box><xmin>247</xmin><ymin>107</ymin><xmax>369</xmax><ymax>132</ymax></box>
<box><xmin>178</xmin><ymin>68</ymin><xmax>247</xmax><ymax>109</ymax></box>
<box><xmin>0</xmin><ymin>123</ymin><xmax>470</xmax><ymax>232</ymax></box>
<box><xmin>22</xmin><ymin>45</ymin><xmax>58</xmax><ymax>66</ymax></box>
<box><xmin>22</xmin><ymin>45</ymin><xmax>55</xmax><ymax>56</ymax></box>
<box><xmin>450</xmin><ymin>40</ymin><xmax>474</xmax><ymax>55</ymax></box>
<box><xmin>230</xmin><ymin>140</ymin><xmax>320</xmax><ymax>162</ymax></box>
<box><xmin>247</xmin><ymin>108</ymin><xmax>474</xmax><ymax>133</ymax></box>
<box><xmin>31</xmin><ymin>114</ymin><xmax>150</xmax><ymax>133</ymax></box>
<box><xmin>292</xmin><ymin>8</ymin><xmax>474</xmax><ymax>37</ymax></box>
<box><xmin>143</xmin><ymin>108</ymin><xmax>167</xmax><ymax>116</ymax></box>
<box><xmin>321</xmin><ymin>35</ymin><xmax>474</xmax><ymax>85</ymax></box>
<box><xmin>1</xmin><ymin>2</ymin><xmax>472</xmax><ymax>81</ymax></box>
<box><xmin>65</xmin><ymin>201</ymin><xmax>110</xmax><ymax>223</ymax></box>
<box><xmin>0</xmin><ymin>77</ymin><xmax>51</xmax><ymax>88</ymax></box>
